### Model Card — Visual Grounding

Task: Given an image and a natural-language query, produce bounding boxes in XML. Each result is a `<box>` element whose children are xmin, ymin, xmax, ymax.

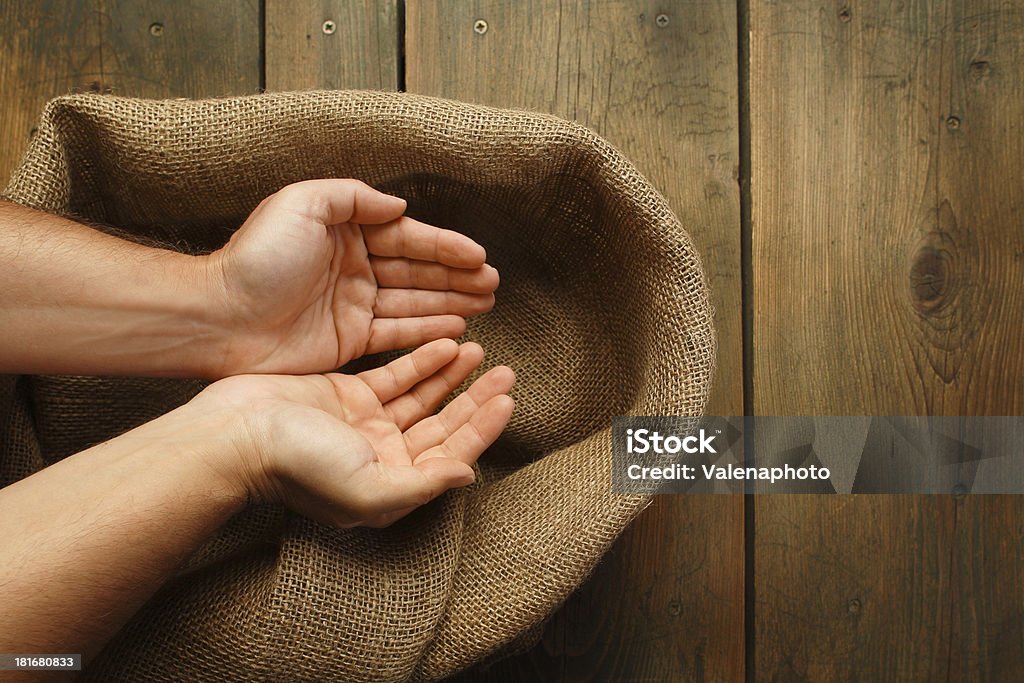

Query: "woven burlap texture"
<box><xmin>0</xmin><ymin>90</ymin><xmax>715</xmax><ymax>682</ymax></box>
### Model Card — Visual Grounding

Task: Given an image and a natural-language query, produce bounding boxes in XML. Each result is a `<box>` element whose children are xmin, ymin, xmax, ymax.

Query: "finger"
<box><xmin>363</xmin><ymin>505</ymin><xmax>419</xmax><ymax>528</ymax></box>
<box><xmin>365</xmin><ymin>316</ymin><xmax>467</xmax><ymax>355</ymax></box>
<box><xmin>371</xmin><ymin>258</ymin><xmax>500</xmax><ymax>294</ymax></box>
<box><xmin>349</xmin><ymin>459</ymin><xmax>474</xmax><ymax>519</ymax></box>
<box><xmin>273</xmin><ymin>178</ymin><xmax>407</xmax><ymax>226</ymax></box>
<box><xmin>414</xmin><ymin>394</ymin><xmax>515</xmax><ymax>466</ymax></box>
<box><xmin>357</xmin><ymin>338</ymin><xmax>459</xmax><ymax>403</ymax></box>
<box><xmin>371</xmin><ymin>460</ymin><xmax>476</xmax><ymax>526</ymax></box>
<box><xmin>373</xmin><ymin>289</ymin><xmax>495</xmax><ymax>318</ymax></box>
<box><xmin>384</xmin><ymin>342</ymin><xmax>485</xmax><ymax>430</ymax></box>
<box><xmin>363</xmin><ymin>216</ymin><xmax>487</xmax><ymax>268</ymax></box>
<box><xmin>404</xmin><ymin>366</ymin><xmax>515</xmax><ymax>454</ymax></box>
<box><xmin>416</xmin><ymin>457</ymin><xmax>476</xmax><ymax>491</ymax></box>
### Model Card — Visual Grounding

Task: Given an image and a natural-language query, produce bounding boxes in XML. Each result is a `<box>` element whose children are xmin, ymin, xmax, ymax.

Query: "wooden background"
<box><xmin>1</xmin><ymin>1</ymin><xmax>1021</xmax><ymax>680</ymax></box>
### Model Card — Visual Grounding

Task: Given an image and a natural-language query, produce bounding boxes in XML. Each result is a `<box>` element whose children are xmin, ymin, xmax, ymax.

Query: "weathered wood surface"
<box><xmin>3</xmin><ymin>0</ymin><xmax>1023</xmax><ymax>680</ymax></box>
<box><xmin>0</xmin><ymin>0</ymin><xmax>259</xmax><ymax>186</ymax></box>
<box><xmin>0</xmin><ymin>1</ymin><xmax>100</xmax><ymax>186</ymax></box>
<box><xmin>266</xmin><ymin>0</ymin><xmax>398</xmax><ymax>91</ymax></box>
<box><xmin>407</xmin><ymin>1</ymin><xmax>744</xmax><ymax>680</ymax></box>
<box><xmin>102</xmin><ymin>0</ymin><xmax>259</xmax><ymax>98</ymax></box>
<box><xmin>751</xmin><ymin>0</ymin><xmax>1024</xmax><ymax>679</ymax></box>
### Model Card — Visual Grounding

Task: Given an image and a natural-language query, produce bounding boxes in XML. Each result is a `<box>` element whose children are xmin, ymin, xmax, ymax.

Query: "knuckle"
<box><xmin>383</xmin><ymin>363</ymin><xmax>401</xmax><ymax>392</ymax></box>
<box><xmin>438</xmin><ymin>411</ymin><xmax>456</xmax><ymax>435</ymax></box>
<box><xmin>413</xmin><ymin>483</ymin><xmax>435</xmax><ymax>508</ymax></box>
<box><xmin>408</xmin><ymin>347</ymin><xmax>427</xmax><ymax>377</ymax></box>
<box><xmin>346</xmin><ymin>178</ymin><xmax>371</xmax><ymax>193</ymax></box>
<box><xmin>468</xmin><ymin>421</ymin><xmax>488</xmax><ymax>446</ymax></box>
<box><xmin>273</xmin><ymin>181</ymin><xmax>309</xmax><ymax>204</ymax></box>
<box><xmin>410</xmin><ymin>387</ymin><xmax>430</xmax><ymax>411</ymax></box>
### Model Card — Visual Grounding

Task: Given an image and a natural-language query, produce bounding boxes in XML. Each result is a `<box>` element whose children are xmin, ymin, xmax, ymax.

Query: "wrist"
<box><xmin>183</xmin><ymin>252</ymin><xmax>234</xmax><ymax>378</ymax></box>
<box><xmin>138</xmin><ymin>398</ymin><xmax>254</xmax><ymax>512</ymax></box>
<box><xmin>179</xmin><ymin>381</ymin><xmax>292</xmax><ymax>507</ymax></box>
<box><xmin>189</xmin><ymin>251</ymin><xmax>268</xmax><ymax>379</ymax></box>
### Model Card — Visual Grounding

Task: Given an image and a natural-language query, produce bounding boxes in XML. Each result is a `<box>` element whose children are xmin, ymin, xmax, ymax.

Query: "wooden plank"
<box><xmin>407</xmin><ymin>1</ymin><xmax>744</xmax><ymax>680</ymax></box>
<box><xmin>101</xmin><ymin>0</ymin><xmax>260</xmax><ymax>98</ymax></box>
<box><xmin>0</xmin><ymin>0</ymin><xmax>259</xmax><ymax>189</ymax></box>
<box><xmin>265</xmin><ymin>0</ymin><xmax>399</xmax><ymax>91</ymax></box>
<box><xmin>751</xmin><ymin>0</ymin><xmax>1024</xmax><ymax>679</ymax></box>
<box><xmin>0</xmin><ymin>0</ymin><xmax>103</xmax><ymax>186</ymax></box>
<box><xmin>952</xmin><ymin>495</ymin><xmax>1024</xmax><ymax>679</ymax></box>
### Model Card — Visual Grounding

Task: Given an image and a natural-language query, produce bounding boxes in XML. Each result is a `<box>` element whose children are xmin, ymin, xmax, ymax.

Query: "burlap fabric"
<box><xmin>0</xmin><ymin>91</ymin><xmax>715</xmax><ymax>681</ymax></box>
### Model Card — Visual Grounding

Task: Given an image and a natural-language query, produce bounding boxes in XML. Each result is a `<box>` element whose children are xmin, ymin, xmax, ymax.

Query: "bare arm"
<box><xmin>0</xmin><ymin>200</ymin><xmax>220</xmax><ymax>376</ymax></box>
<box><xmin>0</xmin><ymin>180</ymin><xmax>499</xmax><ymax>378</ymax></box>
<box><xmin>0</xmin><ymin>340</ymin><xmax>514</xmax><ymax>670</ymax></box>
<box><xmin>0</xmin><ymin>403</ymin><xmax>245</xmax><ymax>665</ymax></box>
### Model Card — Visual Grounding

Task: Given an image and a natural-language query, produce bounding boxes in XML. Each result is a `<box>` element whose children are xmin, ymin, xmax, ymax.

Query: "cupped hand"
<box><xmin>191</xmin><ymin>339</ymin><xmax>515</xmax><ymax>528</ymax></box>
<box><xmin>204</xmin><ymin>179</ymin><xmax>499</xmax><ymax>377</ymax></box>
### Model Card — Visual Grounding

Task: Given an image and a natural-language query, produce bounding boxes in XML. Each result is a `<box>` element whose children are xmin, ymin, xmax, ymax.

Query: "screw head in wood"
<box><xmin>322</xmin><ymin>20</ymin><xmax>336</xmax><ymax>35</ymax></box>
<box><xmin>474</xmin><ymin>19</ymin><xmax>488</xmax><ymax>34</ymax></box>
<box><xmin>656</xmin><ymin>14</ymin><xmax>669</xmax><ymax>28</ymax></box>
<box><xmin>946</xmin><ymin>116</ymin><xmax>961</xmax><ymax>129</ymax></box>
<box><xmin>149</xmin><ymin>22</ymin><xmax>164</xmax><ymax>36</ymax></box>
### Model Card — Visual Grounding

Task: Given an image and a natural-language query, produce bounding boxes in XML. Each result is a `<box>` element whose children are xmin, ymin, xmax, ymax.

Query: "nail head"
<box><xmin>149</xmin><ymin>22</ymin><xmax>164</xmax><ymax>36</ymax></box>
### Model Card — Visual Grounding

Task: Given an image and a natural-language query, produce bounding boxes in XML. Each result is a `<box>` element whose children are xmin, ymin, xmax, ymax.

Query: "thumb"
<box><xmin>350</xmin><ymin>459</ymin><xmax>474</xmax><ymax>518</ymax></box>
<box><xmin>274</xmin><ymin>178</ymin><xmax>407</xmax><ymax>226</ymax></box>
<box><xmin>415</xmin><ymin>457</ymin><xmax>476</xmax><ymax>492</ymax></box>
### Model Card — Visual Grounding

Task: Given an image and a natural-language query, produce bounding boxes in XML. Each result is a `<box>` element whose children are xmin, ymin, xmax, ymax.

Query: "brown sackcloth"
<box><xmin>0</xmin><ymin>91</ymin><xmax>715</xmax><ymax>681</ymax></box>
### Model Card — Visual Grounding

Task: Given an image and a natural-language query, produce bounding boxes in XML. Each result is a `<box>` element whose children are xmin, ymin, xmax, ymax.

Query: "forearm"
<box><xmin>0</xmin><ymin>403</ymin><xmax>247</xmax><ymax>666</ymax></box>
<box><xmin>0</xmin><ymin>200</ymin><xmax>225</xmax><ymax>377</ymax></box>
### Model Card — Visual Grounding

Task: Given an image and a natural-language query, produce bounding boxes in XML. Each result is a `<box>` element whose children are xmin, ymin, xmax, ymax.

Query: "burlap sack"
<box><xmin>0</xmin><ymin>91</ymin><xmax>715</xmax><ymax>681</ymax></box>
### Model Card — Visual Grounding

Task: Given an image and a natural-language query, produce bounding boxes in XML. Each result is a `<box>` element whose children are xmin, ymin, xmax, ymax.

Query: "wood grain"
<box><xmin>0</xmin><ymin>0</ymin><xmax>259</xmax><ymax>186</ymax></box>
<box><xmin>0</xmin><ymin>0</ymin><xmax>102</xmax><ymax>186</ymax></box>
<box><xmin>265</xmin><ymin>0</ymin><xmax>398</xmax><ymax>91</ymax></box>
<box><xmin>751</xmin><ymin>0</ymin><xmax>1024</xmax><ymax>679</ymax></box>
<box><xmin>101</xmin><ymin>0</ymin><xmax>260</xmax><ymax>99</ymax></box>
<box><xmin>407</xmin><ymin>1</ymin><xmax>744</xmax><ymax>680</ymax></box>
<box><xmin>5</xmin><ymin>0</ymin><xmax>1021</xmax><ymax>678</ymax></box>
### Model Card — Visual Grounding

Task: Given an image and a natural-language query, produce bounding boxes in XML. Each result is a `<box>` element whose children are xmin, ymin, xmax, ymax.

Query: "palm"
<box><xmin>198</xmin><ymin>339</ymin><xmax>515</xmax><ymax>528</ymax></box>
<box><xmin>210</xmin><ymin>180</ymin><xmax>499</xmax><ymax>376</ymax></box>
<box><xmin>230</xmin><ymin>214</ymin><xmax>379</xmax><ymax>371</ymax></box>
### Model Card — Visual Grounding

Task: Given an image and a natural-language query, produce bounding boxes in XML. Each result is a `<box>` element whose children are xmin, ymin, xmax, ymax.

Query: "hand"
<box><xmin>0</xmin><ymin>339</ymin><xmax>512</xmax><ymax>659</ymax></box>
<box><xmin>204</xmin><ymin>179</ymin><xmax>499</xmax><ymax>376</ymax></box>
<box><xmin>192</xmin><ymin>339</ymin><xmax>515</xmax><ymax>528</ymax></box>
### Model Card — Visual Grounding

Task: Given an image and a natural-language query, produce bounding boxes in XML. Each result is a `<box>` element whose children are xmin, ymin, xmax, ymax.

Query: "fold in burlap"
<box><xmin>0</xmin><ymin>91</ymin><xmax>715</xmax><ymax>681</ymax></box>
